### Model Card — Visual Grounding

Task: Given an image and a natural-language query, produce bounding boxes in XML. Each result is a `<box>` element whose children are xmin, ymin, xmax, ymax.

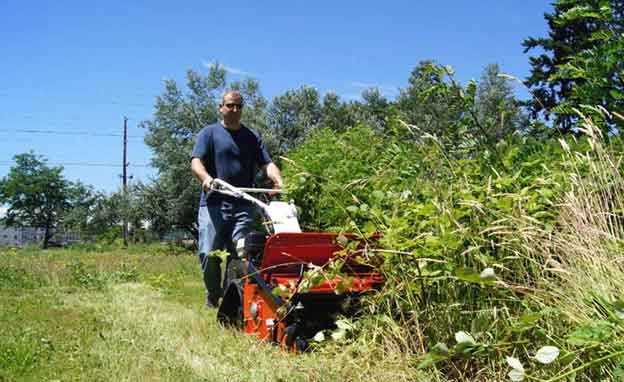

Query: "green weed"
<box><xmin>0</xmin><ymin>266</ymin><xmax>44</xmax><ymax>289</ymax></box>
<box><xmin>68</xmin><ymin>258</ymin><xmax>108</xmax><ymax>289</ymax></box>
<box><xmin>0</xmin><ymin>327</ymin><xmax>54</xmax><ymax>379</ymax></box>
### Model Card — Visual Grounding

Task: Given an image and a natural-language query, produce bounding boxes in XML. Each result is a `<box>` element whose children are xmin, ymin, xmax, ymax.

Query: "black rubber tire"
<box><xmin>280</xmin><ymin>324</ymin><xmax>308</xmax><ymax>353</ymax></box>
<box><xmin>280</xmin><ymin>324</ymin><xmax>298</xmax><ymax>350</ymax></box>
<box><xmin>216</xmin><ymin>282</ymin><xmax>243</xmax><ymax>329</ymax></box>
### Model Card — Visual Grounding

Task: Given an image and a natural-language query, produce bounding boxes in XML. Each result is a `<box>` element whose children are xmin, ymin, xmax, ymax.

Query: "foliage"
<box><xmin>0</xmin><ymin>152</ymin><xmax>73</xmax><ymax>248</ymax></box>
<box><xmin>0</xmin><ymin>266</ymin><xmax>45</xmax><ymax>289</ymax></box>
<box><xmin>319</xmin><ymin>92</ymin><xmax>359</xmax><ymax>133</ymax></box>
<box><xmin>475</xmin><ymin>63</ymin><xmax>529</xmax><ymax>143</ymax></box>
<box><xmin>61</xmin><ymin>181</ymin><xmax>106</xmax><ymax>237</ymax></box>
<box><xmin>282</xmin><ymin>109</ymin><xmax>624</xmax><ymax>380</ymax></box>
<box><xmin>140</xmin><ymin>65</ymin><xmax>224</xmax><ymax>237</ymax></box>
<box><xmin>140</xmin><ymin>63</ymin><xmax>275</xmax><ymax>237</ymax></box>
<box><xmin>523</xmin><ymin>0</ymin><xmax>624</xmax><ymax>133</ymax></box>
<box><xmin>395</xmin><ymin>61</ymin><xmax>528</xmax><ymax>162</ymax></box>
<box><xmin>266</xmin><ymin>85</ymin><xmax>323</xmax><ymax>157</ymax></box>
<box><xmin>396</xmin><ymin>60</ymin><xmax>468</xmax><ymax>145</ymax></box>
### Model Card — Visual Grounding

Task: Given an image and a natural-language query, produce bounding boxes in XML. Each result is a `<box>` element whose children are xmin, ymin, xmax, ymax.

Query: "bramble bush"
<box><xmin>283</xmin><ymin>109</ymin><xmax>624</xmax><ymax>380</ymax></box>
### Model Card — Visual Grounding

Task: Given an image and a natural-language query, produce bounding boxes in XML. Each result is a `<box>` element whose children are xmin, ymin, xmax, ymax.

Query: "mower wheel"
<box><xmin>280</xmin><ymin>324</ymin><xmax>308</xmax><ymax>353</ymax></box>
<box><xmin>216</xmin><ymin>281</ymin><xmax>243</xmax><ymax>328</ymax></box>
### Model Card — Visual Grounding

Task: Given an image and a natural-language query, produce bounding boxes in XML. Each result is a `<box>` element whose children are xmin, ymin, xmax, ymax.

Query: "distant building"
<box><xmin>0</xmin><ymin>227</ymin><xmax>21</xmax><ymax>246</ymax></box>
<box><xmin>0</xmin><ymin>226</ymin><xmax>81</xmax><ymax>247</ymax></box>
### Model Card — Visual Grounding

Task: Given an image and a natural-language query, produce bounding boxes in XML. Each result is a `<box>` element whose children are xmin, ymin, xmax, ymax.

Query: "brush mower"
<box><xmin>211</xmin><ymin>179</ymin><xmax>383</xmax><ymax>351</ymax></box>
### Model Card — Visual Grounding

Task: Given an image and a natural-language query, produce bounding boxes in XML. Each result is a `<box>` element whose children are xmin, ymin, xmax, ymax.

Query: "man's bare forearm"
<box><xmin>191</xmin><ymin>158</ymin><xmax>213</xmax><ymax>191</ymax></box>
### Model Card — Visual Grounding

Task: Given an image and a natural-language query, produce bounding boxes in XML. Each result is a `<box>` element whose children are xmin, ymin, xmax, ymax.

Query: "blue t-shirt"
<box><xmin>191</xmin><ymin>122</ymin><xmax>272</xmax><ymax>206</ymax></box>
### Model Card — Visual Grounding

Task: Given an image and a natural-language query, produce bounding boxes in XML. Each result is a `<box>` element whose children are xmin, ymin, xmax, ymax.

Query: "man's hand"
<box><xmin>263</xmin><ymin>162</ymin><xmax>283</xmax><ymax>198</ymax></box>
<box><xmin>202</xmin><ymin>177</ymin><xmax>214</xmax><ymax>192</ymax></box>
<box><xmin>268</xmin><ymin>179</ymin><xmax>282</xmax><ymax>198</ymax></box>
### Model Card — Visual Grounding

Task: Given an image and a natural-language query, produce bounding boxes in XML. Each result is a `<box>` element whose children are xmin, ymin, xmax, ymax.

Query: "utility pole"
<box><xmin>122</xmin><ymin>116</ymin><xmax>128</xmax><ymax>247</ymax></box>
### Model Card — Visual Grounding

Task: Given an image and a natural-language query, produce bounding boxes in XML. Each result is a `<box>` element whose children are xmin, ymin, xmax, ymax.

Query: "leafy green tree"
<box><xmin>396</xmin><ymin>61</ymin><xmax>527</xmax><ymax>164</ymax></box>
<box><xmin>396</xmin><ymin>61</ymin><xmax>467</xmax><ymax>144</ymax></box>
<box><xmin>0</xmin><ymin>152</ymin><xmax>71</xmax><ymax>248</ymax></box>
<box><xmin>475</xmin><ymin>63</ymin><xmax>529</xmax><ymax>144</ymax></box>
<box><xmin>133</xmin><ymin>181</ymin><xmax>173</xmax><ymax>239</ymax></box>
<box><xmin>319</xmin><ymin>92</ymin><xmax>358</xmax><ymax>133</ymax></box>
<box><xmin>61</xmin><ymin>181</ymin><xmax>106</xmax><ymax>237</ymax></box>
<box><xmin>320</xmin><ymin>89</ymin><xmax>393</xmax><ymax>133</ymax></box>
<box><xmin>266</xmin><ymin>85</ymin><xmax>322</xmax><ymax>156</ymax></box>
<box><xmin>141</xmin><ymin>63</ymin><xmax>270</xmax><ymax>237</ymax></box>
<box><xmin>354</xmin><ymin>88</ymin><xmax>393</xmax><ymax>132</ymax></box>
<box><xmin>523</xmin><ymin>0</ymin><xmax>624</xmax><ymax>133</ymax></box>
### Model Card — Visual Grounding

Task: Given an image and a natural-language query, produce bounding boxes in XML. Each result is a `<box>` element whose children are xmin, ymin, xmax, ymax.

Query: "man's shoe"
<box><xmin>205</xmin><ymin>294</ymin><xmax>220</xmax><ymax>309</ymax></box>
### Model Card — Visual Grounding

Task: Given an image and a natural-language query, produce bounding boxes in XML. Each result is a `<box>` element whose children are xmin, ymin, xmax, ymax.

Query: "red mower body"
<box><xmin>217</xmin><ymin>231</ymin><xmax>383</xmax><ymax>351</ymax></box>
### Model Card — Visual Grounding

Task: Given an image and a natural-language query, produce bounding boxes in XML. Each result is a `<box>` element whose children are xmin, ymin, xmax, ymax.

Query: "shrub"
<box><xmin>283</xmin><ymin>115</ymin><xmax>624</xmax><ymax>380</ymax></box>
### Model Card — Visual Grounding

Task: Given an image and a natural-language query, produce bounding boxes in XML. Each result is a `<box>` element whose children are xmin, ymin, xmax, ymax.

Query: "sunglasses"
<box><xmin>224</xmin><ymin>103</ymin><xmax>243</xmax><ymax>109</ymax></box>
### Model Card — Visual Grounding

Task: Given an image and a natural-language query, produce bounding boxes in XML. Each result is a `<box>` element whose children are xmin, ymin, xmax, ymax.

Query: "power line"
<box><xmin>0</xmin><ymin>128</ymin><xmax>144</xmax><ymax>139</ymax></box>
<box><xmin>0</xmin><ymin>161</ymin><xmax>151</xmax><ymax>168</ymax></box>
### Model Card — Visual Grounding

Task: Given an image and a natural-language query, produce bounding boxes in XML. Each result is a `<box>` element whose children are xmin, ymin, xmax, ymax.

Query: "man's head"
<box><xmin>219</xmin><ymin>90</ymin><xmax>244</xmax><ymax>129</ymax></box>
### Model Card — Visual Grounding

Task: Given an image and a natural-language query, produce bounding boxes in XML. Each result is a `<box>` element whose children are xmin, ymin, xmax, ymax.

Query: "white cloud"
<box><xmin>202</xmin><ymin>60</ymin><xmax>250</xmax><ymax>76</ymax></box>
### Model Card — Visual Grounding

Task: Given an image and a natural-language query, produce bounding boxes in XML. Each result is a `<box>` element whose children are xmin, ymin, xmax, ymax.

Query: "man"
<box><xmin>191</xmin><ymin>90</ymin><xmax>282</xmax><ymax>308</ymax></box>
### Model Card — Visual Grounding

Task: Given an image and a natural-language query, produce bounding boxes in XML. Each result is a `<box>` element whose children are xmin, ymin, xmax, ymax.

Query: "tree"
<box><xmin>320</xmin><ymin>89</ymin><xmax>392</xmax><ymax>134</ymax></box>
<box><xmin>0</xmin><ymin>152</ymin><xmax>71</xmax><ymax>248</ymax></box>
<box><xmin>319</xmin><ymin>92</ymin><xmax>358</xmax><ymax>133</ymax></box>
<box><xmin>141</xmin><ymin>63</ymin><xmax>270</xmax><ymax>237</ymax></box>
<box><xmin>523</xmin><ymin>0</ymin><xmax>624</xmax><ymax>133</ymax></box>
<box><xmin>475</xmin><ymin>63</ymin><xmax>529</xmax><ymax>144</ymax></box>
<box><xmin>352</xmin><ymin>88</ymin><xmax>393</xmax><ymax>132</ymax></box>
<box><xmin>396</xmin><ymin>60</ymin><xmax>467</xmax><ymax>143</ymax></box>
<box><xmin>266</xmin><ymin>85</ymin><xmax>322</xmax><ymax>156</ymax></box>
<box><xmin>61</xmin><ymin>181</ymin><xmax>105</xmax><ymax>237</ymax></box>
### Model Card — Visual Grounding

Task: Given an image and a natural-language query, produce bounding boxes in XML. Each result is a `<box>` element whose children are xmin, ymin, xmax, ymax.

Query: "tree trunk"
<box><xmin>42</xmin><ymin>212</ymin><xmax>54</xmax><ymax>249</ymax></box>
<box><xmin>43</xmin><ymin>224</ymin><xmax>51</xmax><ymax>249</ymax></box>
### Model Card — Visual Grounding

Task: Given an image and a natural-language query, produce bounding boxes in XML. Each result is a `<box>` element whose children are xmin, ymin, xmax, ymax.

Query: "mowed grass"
<box><xmin>0</xmin><ymin>245</ymin><xmax>425</xmax><ymax>382</ymax></box>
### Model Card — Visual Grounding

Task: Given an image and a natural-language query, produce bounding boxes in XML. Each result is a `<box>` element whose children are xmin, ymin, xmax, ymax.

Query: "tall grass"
<box><xmin>284</xmin><ymin>113</ymin><xmax>624</xmax><ymax>381</ymax></box>
<box><xmin>519</xmin><ymin>111</ymin><xmax>624</xmax><ymax>381</ymax></box>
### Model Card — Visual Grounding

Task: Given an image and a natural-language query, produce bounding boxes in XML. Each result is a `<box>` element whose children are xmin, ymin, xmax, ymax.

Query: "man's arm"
<box><xmin>191</xmin><ymin>157</ymin><xmax>214</xmax><ymax>192</ymax></box>
<box><xmin>262</xmin><ymin>162</ymin><xmax>283</xmax><ymax>189</ymax></box>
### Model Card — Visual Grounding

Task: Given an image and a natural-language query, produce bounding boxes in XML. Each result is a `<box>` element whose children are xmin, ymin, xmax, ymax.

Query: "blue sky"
<box><xmin>0</xmin><ymin>0</ymin><xmax>553</xmax><ymax>194</ymax></box>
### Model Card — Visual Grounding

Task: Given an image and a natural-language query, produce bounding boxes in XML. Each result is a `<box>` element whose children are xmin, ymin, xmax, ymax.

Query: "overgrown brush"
<box><xmin>509</xmin><ymin>110</ymin><xmax>624</xmax><ymax>381</ymax></box>
<box><xmin>284</xmin><ymin>113</ymin><xmax>624</xmax><ymax>380</ymax></box>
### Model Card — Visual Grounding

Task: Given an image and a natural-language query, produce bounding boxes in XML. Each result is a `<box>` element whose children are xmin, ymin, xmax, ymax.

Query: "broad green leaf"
<box><xmin>456</xmin><ymin>268</ymin><xmax>482</xmax><ymax>284</ymax></box>
<box><xmin>371</xmin><ymin>190</ymin><xmax>385</xmax><ymax>200</ymax></box>
<box><xmin>416</xmin><ymin>352</ymin><xmax>447</xmax><ymax>369</ymax></box>
<box><xmin>432</xmin><ymin>342</ymin><xmax>449</xmax><ymax>354</ymax></box>
<box><xmin>335</xmin><ymin>235</ymin><xmax>349</xmax><ymax>246</ymax></box>
<box><xmin>346</xmin><ymin>205</ymin><xmax>359</xmax><ymax>214</ymax></box>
